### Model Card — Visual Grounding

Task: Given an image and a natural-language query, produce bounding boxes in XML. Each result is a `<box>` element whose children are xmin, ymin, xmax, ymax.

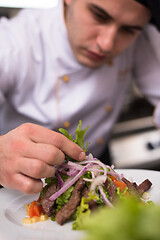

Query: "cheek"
<box><xmin>71</xmin><ymin>24</ymin><xmax>98</xmax><ymax>46</ymax></box>
<box><xmin>71</xmin><ymin>11</ymin><xmax>98</xmax><ymax>44</ymax></box>
<box><xmin>114</xmin><ymin>34</ymin><xmax>139</xmax><ymax>56</ymax></box>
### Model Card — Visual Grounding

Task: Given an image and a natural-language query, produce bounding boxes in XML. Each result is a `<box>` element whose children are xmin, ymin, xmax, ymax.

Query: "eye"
<box><xmin>92</xmin><ymin>10</ymin><xmax>108</xmax><ymax>22</ymax></box>
<box><xmin>88</xmin><ymin>5</ymin><xmax>111</xmax><ymax>24</ymax></box>
<box><xmin>121</xmin><ymin>27</ymin><xmax>136</xmax><ymax>35</ymax></box>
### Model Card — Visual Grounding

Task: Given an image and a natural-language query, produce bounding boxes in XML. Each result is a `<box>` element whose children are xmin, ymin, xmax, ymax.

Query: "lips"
<box><xmin>86</xmin><ymin>50</ymin><xmax>106</xmax><ymax>61</ymax></box>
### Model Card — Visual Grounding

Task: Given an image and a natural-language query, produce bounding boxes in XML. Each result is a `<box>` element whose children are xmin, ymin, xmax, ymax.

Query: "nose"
<box><xmin>96</xmin><ymin>25</ymin><xmax>117</xmax><ymax>53</ymax></box>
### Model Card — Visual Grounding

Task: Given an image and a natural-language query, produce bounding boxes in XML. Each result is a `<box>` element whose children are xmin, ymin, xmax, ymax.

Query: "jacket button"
<box><xmin>63</xmin><ymin>75</ymin><xmax>69</xmax><ymax>83</ymax></box>
<box><xmin>105</xmin><ymin>105</ymin><xmax>112</xmax><ymax>113</ymax></box>
<box><xmin>96</xmin><ymin>138</ymin><xmax>104</xmax><ymax>145</ymax></box>
<box><xmin>63</xmin><ymin>121</ymin><xmax>70</xmax><ymax>128</ymax></box>
<box><xmin>107</xmin><ymin>60</ymin><xmax>114</xmax><ymax>66</ymax></box>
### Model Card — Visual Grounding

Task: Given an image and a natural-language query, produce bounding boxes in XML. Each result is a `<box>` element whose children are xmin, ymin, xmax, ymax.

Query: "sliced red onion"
<box><xmin>67</xmin><ymin>161</ymin><xmax>84</xmax><ymax>170</ymax></box>
<box><xmin>49</xmin><ymin>163</ymin><xmax>92</xmax><ymax>202</ymax></box>
<box><xmin>98</xmin><ymin>185</ymin><xmax>113</xmax><ymax>208</ymax></box>
<box><xmin>67</xmin><ymin>161</ymin><xmax>104</xmax><ymax>175</ymax></box>
<box><xmin>91</xmin><ymin>170</ymin><xmax>95</xmax><ymax>179</ymax></box>
<box><xmin>87</xmin><ymin>167</ymin><xmax>104</xmax><ymax>174</ymax></box>
<box><xmin>63</xmin><ymin>176</ymin><xmax>74</xmax><ymax>186</ymax></box>
<box><xmin>90</xmin><ymin>175</ymin><xmax>107</xmax><ymax>192</ymax></box>
<box><xmin>86</xmin><ymin>153</ymin><xmax>94</xmax><ymax>160</ymax></box>
<box><xmin>67</xmin><ymin>169</ymin><xmax>79</xmax><ymax>177</ymax></box>
<box><xmin>79</xmin><ymin>160</ymin><xmax>107</xmax><ymax>175</ymax></box>
<box><xmin>83</xmin><ymin>178</ymin><xmax>93</xmax><ymax>182</ymax></box>
<box><xmin>55</xmin><ymin>172</ymin><xmax>64</xmax><ymax>188</ymax></box>
<box><xmin>58</xmin><ymin>163</ymin><xmax>77</xmax><ymax>170</ymax></box>
<box><xmin>49</xmin><ymin>153</ymin><xmax>123</xmax><ymax>206</ymax></box>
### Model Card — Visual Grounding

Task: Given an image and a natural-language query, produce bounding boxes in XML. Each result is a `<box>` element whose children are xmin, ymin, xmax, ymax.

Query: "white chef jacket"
<box><xmin>0</xmin><ymin>0</ymin><xmax>160</xmax><ymax>158</ymax></box>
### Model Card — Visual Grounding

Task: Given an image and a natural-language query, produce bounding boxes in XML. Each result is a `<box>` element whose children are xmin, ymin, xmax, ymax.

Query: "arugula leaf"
<box><xmin>58</xmin><ymin>128</ymin><xmax>72</xmax><ymax>141</ymax></box>
<box><xmin>59</xmin><ymin>120</ymin><xmax>90</xmax><ymax>161</ymax></box>
<box><xmin>73</xmin><ymin>120</ymin><xmax>90</xmax><ymax>152</ymax></box>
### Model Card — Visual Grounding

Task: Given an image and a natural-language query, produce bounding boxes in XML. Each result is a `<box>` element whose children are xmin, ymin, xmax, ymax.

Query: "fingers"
<box><xmin>20</xmin><ymin>123</ymin><xmax>86</xmax><ymax>161</ymax></box>
<box><xmin>0</xmin><ymin>169</ymin><xmax>43</xmax><ymax>194</ymax></box>
<box><xmin>12</xmin><ymin>174</ymin><xmax>43</xmax><ymax>194</ymax></box>
<box><xmin>16</xmin><ymin>157</ymin><xmax>56</xmax><ymax>179</ymax></box>
<box><xmin>0</xmin><ymin>123</ymin><xmax>86</xmax><ymax>194</ymax></box>
<box><xmin>23</xmin><ymin>142</ymin><xmax>65</xmax><ymax>166</ymax></box>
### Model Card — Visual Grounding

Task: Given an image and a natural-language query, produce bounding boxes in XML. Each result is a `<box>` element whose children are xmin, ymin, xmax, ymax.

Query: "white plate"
<box><xmin>0</xmin><ymin>169</ymin><xmax>160</xmax><ymax>240</ymax></box>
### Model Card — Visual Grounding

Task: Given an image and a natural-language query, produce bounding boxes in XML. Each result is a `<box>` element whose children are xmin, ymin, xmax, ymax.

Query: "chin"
<box><xmin>76</xmin><ymin>55</ymin><xmax>105</xmax><ymax>69</ymax></box>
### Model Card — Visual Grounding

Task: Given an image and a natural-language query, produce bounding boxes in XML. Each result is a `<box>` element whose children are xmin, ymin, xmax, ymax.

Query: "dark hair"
<box><xmin>136</xmin><ymin>0</ymin><xmax>160</xmax><ymax>31</ymax></box>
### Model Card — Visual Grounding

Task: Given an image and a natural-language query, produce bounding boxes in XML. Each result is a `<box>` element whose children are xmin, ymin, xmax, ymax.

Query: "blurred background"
<box><xmin>110</xmin><ymin>81</ymin><xmax>160</xmax><ymax>171</ymax></box>
<box><xmin>0</xmin><ymin>6</ymin><xmax>160</xmax><ymax>171</ymax></box>
<box><xmin>0</xmin><ymin>7</ymin><xmax>19</xmax><ymax>18</ymax></box>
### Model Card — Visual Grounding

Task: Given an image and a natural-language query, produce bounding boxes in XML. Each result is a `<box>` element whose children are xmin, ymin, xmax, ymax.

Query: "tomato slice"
<box><xmin>28</xmin><ymin>201</ymin><xmax>41</xmax><ymax>218</ymax></box>
<box><xmin>113</xmin><ymin>179</ymin><xmax>127</xmax><ymax>192</ymax></box>
<box><xmin>109</xmin><ymin>175</ymin><xmax>127</xmax><ymax>192</ymax></box>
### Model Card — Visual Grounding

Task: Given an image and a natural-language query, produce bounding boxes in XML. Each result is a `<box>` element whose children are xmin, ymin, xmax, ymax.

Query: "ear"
<box><xmin>64</xmin><ymin>0</ymin><xmax>72</xmax><ymax>6</ymax></box>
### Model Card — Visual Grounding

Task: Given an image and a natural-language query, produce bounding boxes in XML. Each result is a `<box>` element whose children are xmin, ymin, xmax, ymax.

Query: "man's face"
<box><xmin>64</xmin><ymin>0</ymin><xmax>151</xmax><ymax>68</ymax></box>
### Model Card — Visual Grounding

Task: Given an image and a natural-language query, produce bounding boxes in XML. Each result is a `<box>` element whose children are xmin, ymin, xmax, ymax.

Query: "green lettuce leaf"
<box><xmin>40</xmin><ymin>177</ymin><xmax>58</xmax><ymax>199</ymax></box>
<box><xmin>50</xmin><ymin>185</ymin><xmax>74</xmax><ymax>222</ymax></box>
<box><xmin>55</xmin><ymin>185</ymin><xmax>74</xmax><ymax>212</ymax></box>
<box><xmin>73</xmin><ymin>191</ymin><xmax>99</xmax><ymax>230</ymax></box>
<box><xmin>81</xmin><ymin>198</ymin><xmax>160</xmax><ymax>240</ymax></box>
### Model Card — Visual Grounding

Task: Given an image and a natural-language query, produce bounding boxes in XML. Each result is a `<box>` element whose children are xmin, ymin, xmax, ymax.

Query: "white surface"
<box><xmin>0</xmin><ymin>169</ymin><xmax>160</xmax><ymax>240</ymax></box>
<box><xmin>0</xmin><ymin>0</ymin><xmax>58</xmax><ymax>9</ymax></box>
<box><xmin>111</xmin><ymin>130</ymin><xmax>160</xmax><ymax>168</ymax></box>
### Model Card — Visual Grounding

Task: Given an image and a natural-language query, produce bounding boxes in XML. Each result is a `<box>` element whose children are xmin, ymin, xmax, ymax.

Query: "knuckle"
<box><xmin>31</xmin><ymin>161</ymin><xmax>44</xmax><ymax>178</ymax></box>
<box><xmin>43</xmin><ymin>146</ymin><xmax>57</xmax><ymax>163</ymax></box>
<box><xmin>47</xmin><ymin>167</ymin><xmax>55</xmax><ymax>178</ymax></box>
<box><xmin>9</xmin><ymin>138</ymin><xmax>26</xmax><ymax>154</ymax></box>
<box><xmin>50</xmin><ymin>147</ymin><xmax>65</xmax><ymax>165</ymax></box>
<box><xmin>50</xmin><ymin>148</ymin><xmax>59</xmax><ymax>161</ymax></box>
<box><xmin>58</xmin><ymin>151</ymin><xmax>65</xmax><ymax>164</ymax></box>
<box><xmin>22</xmin><ymin>179</ymin><xmax>37</xmax><ymax>194</ymax></box>
<box><xmin>18</xmin><ymin>123</ymin><xmax>34</xmax><ymax>136</ymax></box>
<box><xmin>23</xmin><ymin>182</ymin><xmax>33</xmax><ymax>194</ymax></box>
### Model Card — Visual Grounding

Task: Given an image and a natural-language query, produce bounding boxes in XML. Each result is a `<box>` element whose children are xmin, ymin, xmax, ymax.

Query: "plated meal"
<box><xmin>23</xmin><ymin>121</ymin><xmax>153</xmax><ymax>230</ymax></box>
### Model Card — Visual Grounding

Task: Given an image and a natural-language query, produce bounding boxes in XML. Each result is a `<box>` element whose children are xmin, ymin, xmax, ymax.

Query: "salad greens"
<box><xmin>82</xmin><ymin>198</ymin><xmax>160</xmax><ymax>240</ymax></box>
<box><xmin>24</xmin><ymin>120</ymin><xmax>153</xmax><ymax>233</ymax></box>
<box><xmin>73</xmin><ymin>191</ymin><xmax>99</xmax><ymax>230</ymax></box>
<box><xmin>55</xmin><ymin>185</ymin><xmax>74</xmax><ymax>211</ymax></box>
<box><xmin>59</xmin><ymin>120</ymin><xmax>90</xmax><ymax>161</ymax></box>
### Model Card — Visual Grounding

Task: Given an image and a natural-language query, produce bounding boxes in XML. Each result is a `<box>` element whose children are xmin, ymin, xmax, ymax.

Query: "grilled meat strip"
<box><xmin>55</xmin><ymin>178</ymin><xmax>86</xmax><ymax>225</ymax></box>
<box><xmin>122</xmin><ymin>177</ymin><xmax>140</xmax><ymax>199</ymax></box>
<box><xmin>133</xmin><ymin>179</ymin><xmax>152</xmax><ymax>196</ymax></box>
<box><xmin>82</xmin><ymin>187</ymin><xmax>97</xmax><ymax>210</ymax></box>
<box><xmin>104</xmin><ymin>178</ymin><xmax>117</xmax><ymax>203</ymax></box>
<box><xmin>42</xmin><ymin>183</ymin><xmax>60</xmax><ymax>216</ymax></box>
<box><xmin>122</xmin><ymin>177</ymin><xmax>152</xmax><ymax>199</ymax></box>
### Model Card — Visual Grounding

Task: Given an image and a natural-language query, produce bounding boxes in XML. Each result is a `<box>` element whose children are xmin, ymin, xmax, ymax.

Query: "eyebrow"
<box><xmin>88</xmin><ymin>3</ymin><xmax>143</xmax><ymax>31</ymax></box>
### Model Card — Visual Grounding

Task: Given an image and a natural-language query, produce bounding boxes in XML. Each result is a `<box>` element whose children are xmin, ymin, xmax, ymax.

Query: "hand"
<box><xmin>0</xmin><ymin>123</ymin><xmax>85</xmax><ymax>194</ymax></box>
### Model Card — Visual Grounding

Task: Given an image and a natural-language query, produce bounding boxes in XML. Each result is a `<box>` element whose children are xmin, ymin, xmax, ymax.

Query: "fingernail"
<box><xmin>79</xmin><ymin>151</ymin><xmax>85</xmax><ymax>161</ymax></box>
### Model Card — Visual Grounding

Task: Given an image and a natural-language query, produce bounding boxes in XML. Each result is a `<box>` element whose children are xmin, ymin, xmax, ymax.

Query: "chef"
<box><xmin>0</xmin><ymin>0</ymin><xmax>160</xmax><ymax>194</ymax></box>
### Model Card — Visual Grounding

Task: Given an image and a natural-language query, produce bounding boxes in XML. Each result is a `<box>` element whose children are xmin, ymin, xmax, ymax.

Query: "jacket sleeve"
<box><xmin>0</xmin><ymin>9</ymin><xmax>43</xmax><ymax>105</ymax></box>
<box><xmin>132</xmin><ymin>24</ymin><xmax>160</xmax><ymax>128</ymax></box>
